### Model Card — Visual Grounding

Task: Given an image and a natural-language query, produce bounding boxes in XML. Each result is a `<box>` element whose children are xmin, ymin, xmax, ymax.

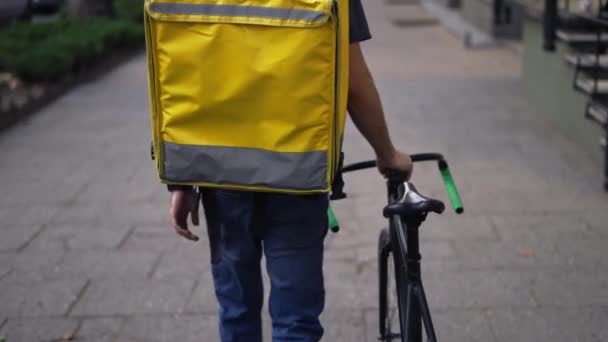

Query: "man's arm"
<box><xmin>347</xmin><ymin>43</ymin><xmax>413</xmax><ymax>179</ymax></box>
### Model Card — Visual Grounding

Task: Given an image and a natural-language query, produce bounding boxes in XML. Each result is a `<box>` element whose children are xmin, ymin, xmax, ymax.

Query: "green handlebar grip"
<box><xmin>439</xmin><ymin>164</ymin><xmax>464</xmax><ymax>214</ymax></box>
<box><xmin>328</xmin><ymin>206</ymin><xmax>340</xmax><ymax>233</ymax></box>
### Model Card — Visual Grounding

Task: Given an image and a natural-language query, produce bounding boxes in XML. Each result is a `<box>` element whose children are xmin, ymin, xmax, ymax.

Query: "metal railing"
<box><xmin>543</xmin><ymin>0</ymin><xmax>608</xmax><ymax>51</ymax></box>
<box><xmin>541</xmin><ymin>0</ymin><xmax>608</xmax><ymax>190</ymax></box>
<box><xmin>543</xmin><ymin>0</ymin><xmax>558</xmax><ymax>50</ymax></box>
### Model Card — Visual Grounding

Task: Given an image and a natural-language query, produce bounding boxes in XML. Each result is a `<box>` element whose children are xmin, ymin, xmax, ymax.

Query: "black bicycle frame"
<box><xmin>387</xmin><ymin>179</ymin><xmax>437</xmax><ymax>342</ymax></box>
<box><xmin>338</xmin><ymin>152</ymin><xmax>461</xmax><ymax>342</ymax></box>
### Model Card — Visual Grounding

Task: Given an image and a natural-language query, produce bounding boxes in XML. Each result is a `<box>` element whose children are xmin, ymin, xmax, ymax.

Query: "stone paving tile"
<box><xmin>0</xmin><ymin>268</ymin><xmax>12</xmax><ymax>284</ymax></box>
<box><xmin>584</xmin><ymin>211</ymin><xmax>607</xmax><ymax>236</ymax></box>
<box><xmin>445</xmin><ymin>237</ymin><xmax>559</xmax><ymax>270</ymax></box>
<box><xmin>135</xmin><ymin>310</ymin><xmax>367</xmax><ymax>342</ymax></box>
<box><xmin>432</xmin><ymin>310</ymin><xmax>497</xmax><ymax>342</ymax></box>
<box><xmin>152</xmin><ymin>242</ymin><xmax>210</xmax><ymax>279</ymax></box>
<box><xmin>491</xmin><ymin>214</ymin><xmax>596</xmax><ymax>240</ymax></box>
<box><xmin>419</xmin><ymin>241</ymin><xmax>456</xmax><ymax>263</ymax></box>
<box><xmin>116</xmin><ymin>314</ymin><xmax>219</xmax><ymax>342</ymax></box>
<box><xmin>324</xmin><ymin>245</ymin><xmax>358</xmax><ymax>262</ymax></box>
<box><xmin>530</xmin><ymin>270</ymin><xmax>608</xmax><ymax>307</ymax></box>
<box><xmin>420</xmin><ymin>214</ymin><xmax>499</xmax><ymax>242</ymax></box>
<box><xmin>551</xmin><ymin>237</ymin><xmax>608</xmax><ymax>267</ymax></box>
<box><xmin>49</xmin><ymin>200</ymin><xmax>170</xmax><ymax>227</ymax></box>
<box><xmin>320</xmin><ymin>309</ymin><xmax>366</xmax><ymax>342</ymax></box>
<box><xmin>71</xmin><ymin>278</ymin><xmax>195</xmax><ymax>316</ymax></box>
<box><xmin>487</xmin><ymin>307</ymin><xmax>608</xmax><ymax>342</ymax></box>
<box><xmin>0</xmin><ymin>317</ymin><xmax>79</xmax><ymax>342</ymax></box>
<box><xmin>324</xmin><ymin>260</ymin><xmax>378</xmax><ymax>311</ymax></box>
<box><xmin>323</xmin><ymin>217</ymin><xmax>374</xmax><ymax>249</ymax></box>
<box><xmin>76</xmin><ymin>317</ymin><xmax>124</xmax><ymax>342</ymax></box>
<box><xmin>119</xmin><ymin>224</ymin><xmax>180</xmax><ymax>253</ymax></box>
<box><xmin>351</xmin><ymin>244</ymin><xmax>381</xmax><ymax>265</ymax></box>
<box><xmin>0</xmin><ymin>206</ymin><xmax>60</xmax><ymax>226</ymax></box>
<box><xmin>0</xmin><ymin>224</ymin><xmax>43</xmax><ymax>252</ymax></box>
<box><xmin>0</xmin><ymin>249</ymin><xmax>65</xmax><ymax>283</ymax></box>
<box><xmin>0</xmin><ymin>277</ymin><xmax>88</xmax><ymax>317</ymax></box>
<box><xmin>463</xmin><ymin>188</ymin><xmax>608</xmax><ymax>215</ymax></box>
<box><xmin>0</xmin><ymin>171</ymin><xmax>91</xmax><ymax>208</ymax></box>
<box><xmin>24</xmin><ymin>223</ymin><xmax>133</xmax><ymax>252</ymax></box>
<box><xmin>350</xmin><ymin>196</ymin><xmax>388</xmax><ymax>227</ymax></box>
<box><xmin>424</xmin><ymin>270</ymin><xmax>537</xmax><ymax>310</ymax></box>
<box><xmin>363</xmin><ymin>308</ymin><xmax>497</xmax><ymax>342</ymax></box>
<box><xmin>363</xmin><ymin>310</ymin><xmax>383</xmax><ymax>342</ymax></box>
<box><xmin>72</xmin><ymin>167</ymin><xmax>159</xmax><ymax>205</ymax></box>
<box><xmin>184</xmin><ymin>274</ymin><xmax>218</xmax><ymax>314</ymax></box>
<box><xmin>57</xmin><ymin>249</ymin><xmax>159</xmax><ymax>279</ymax></box>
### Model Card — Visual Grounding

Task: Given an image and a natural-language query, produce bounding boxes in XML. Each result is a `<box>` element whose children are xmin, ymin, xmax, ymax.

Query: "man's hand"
<box><xmin>376</xmin><ymin>148</ymin><xmax>414</xmax><ymax>180</ymax></box>
<box><xmin>170</xmin><ymin>189</ymin><xmax>200</xmax><ymax>241</ymax></box>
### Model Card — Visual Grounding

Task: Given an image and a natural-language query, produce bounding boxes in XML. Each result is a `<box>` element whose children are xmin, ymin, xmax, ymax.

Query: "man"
<box><xmin>167</xmin><ymin>0</ymin><xmax>413</xmax><ymax>340</ymax></box>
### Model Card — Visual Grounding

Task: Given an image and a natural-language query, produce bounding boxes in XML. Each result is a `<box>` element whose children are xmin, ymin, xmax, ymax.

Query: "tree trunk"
<box><xmin>66</xmin><ymin>0</ymin><xmax>114</xmax><ymax>19</ymax></box>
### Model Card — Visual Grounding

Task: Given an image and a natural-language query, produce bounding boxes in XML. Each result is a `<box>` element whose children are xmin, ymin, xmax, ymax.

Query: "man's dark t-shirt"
<box><xmin>349</xmin><ymin>0</ymin><xmax>371</xmax><ymax>43</ymax></box>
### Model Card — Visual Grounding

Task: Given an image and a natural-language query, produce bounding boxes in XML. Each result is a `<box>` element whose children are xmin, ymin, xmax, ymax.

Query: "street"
<box><xmin>1</xmin><ymin>0</ymin><xmax>607</xmax><ymax>341</ymax></box>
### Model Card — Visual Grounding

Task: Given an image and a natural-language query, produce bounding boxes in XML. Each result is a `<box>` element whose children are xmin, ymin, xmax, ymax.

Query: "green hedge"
<box><xmin>0</xmin><ymin>1</ymin><xmax>144</xmax><ymax>82</ymax></box>
<box><xmin>114</xmin><ymin>0</ymin><xmax>145</xmax><ymax>23</ymax></box>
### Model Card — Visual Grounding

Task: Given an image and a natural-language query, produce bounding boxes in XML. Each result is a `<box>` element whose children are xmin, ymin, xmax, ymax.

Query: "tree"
<box><xmin>66</xmin><ymin>0</ymin><xmax>114</xmax><ymax>19</ymax></box>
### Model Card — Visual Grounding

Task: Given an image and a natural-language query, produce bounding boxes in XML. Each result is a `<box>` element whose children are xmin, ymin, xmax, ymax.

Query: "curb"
<box><xmin>0</xmin><ymin>44</ymin><xmax>145</xmax><ymax>132</ymax></box>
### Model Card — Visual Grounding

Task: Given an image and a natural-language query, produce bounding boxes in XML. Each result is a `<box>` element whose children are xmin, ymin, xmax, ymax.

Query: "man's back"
<box><xmin>159</xmin><ymin>0</ymin><xmax>414</xmax><ymax>340</ymax></box>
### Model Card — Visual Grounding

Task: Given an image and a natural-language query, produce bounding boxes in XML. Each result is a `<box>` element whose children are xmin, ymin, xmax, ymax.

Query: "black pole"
<box><xmin>543</xmin><ymin>0</ymin><xmax>557</xmax><ymax>51</ymax></box>
<box><xmin>494</xmin><ymin>0</ymin><xmax>504</xmax><ymax>25</ymax></box>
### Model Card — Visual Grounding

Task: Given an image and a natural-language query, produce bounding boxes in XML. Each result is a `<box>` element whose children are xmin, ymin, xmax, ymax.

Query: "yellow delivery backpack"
<box><xmin>144</xmin><ymin>0</ymin><xmax>349</xmax><ymax>194</ymax></box>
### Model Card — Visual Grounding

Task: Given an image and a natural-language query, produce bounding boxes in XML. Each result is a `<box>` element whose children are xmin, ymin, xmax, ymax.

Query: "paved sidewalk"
<box><xmin>1</xmin><ymin>1</ymin><xmax>608</xmax><ymax>341</ymax></box>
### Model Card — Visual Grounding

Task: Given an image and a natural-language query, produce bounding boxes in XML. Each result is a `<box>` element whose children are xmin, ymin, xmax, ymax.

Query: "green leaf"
<box><xmin>0</xmin><ymin>15</ymin><xmax>144</xmax><ymax>81</ymax></box>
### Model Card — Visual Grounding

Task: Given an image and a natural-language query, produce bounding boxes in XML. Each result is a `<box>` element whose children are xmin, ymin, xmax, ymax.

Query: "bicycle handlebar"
<box><xmin>438</xmin><ymin>160</ymin><xmax>463</xmax><ymax>214</ymax></box>
<box><xmin>339</xmin><ymin>153</ymin><xmax>464</xmax><ymax>214</ymax></box>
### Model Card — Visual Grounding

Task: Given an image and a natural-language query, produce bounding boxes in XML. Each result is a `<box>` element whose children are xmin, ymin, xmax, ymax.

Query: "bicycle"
<box><xmin>329</xmin><ymin>153</ymin><xmax>464</xmax><ymax>342</ymax></box>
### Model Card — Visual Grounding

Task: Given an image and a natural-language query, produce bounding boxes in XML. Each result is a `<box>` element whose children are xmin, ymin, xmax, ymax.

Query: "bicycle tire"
<box><xmin>378</xmin><ymin>228</ymin><xmax>391</xmax><ymax>339</ymax></box>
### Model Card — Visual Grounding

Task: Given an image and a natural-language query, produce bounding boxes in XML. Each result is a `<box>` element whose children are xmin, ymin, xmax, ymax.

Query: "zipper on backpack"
<box><xmin>145</xmin><ymin>11</ymin><xmax>163</xmax><ymax>175</ymax></box>
<box><xmin>331</xmin><ymin>0</ymin><xmax>340</xmax><ymax>180</ymax></box>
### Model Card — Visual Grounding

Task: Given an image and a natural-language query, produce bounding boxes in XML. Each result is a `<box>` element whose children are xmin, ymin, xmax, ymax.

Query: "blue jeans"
<box><xmin>202</xmin><ymin>189</ymin><xmax>329</xmax><ymax>342</ymax></box>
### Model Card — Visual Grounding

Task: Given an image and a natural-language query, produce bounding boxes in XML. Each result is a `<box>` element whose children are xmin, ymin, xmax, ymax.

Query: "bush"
<box><xmin>0</xmin><ymin>9</ymin><xmax>144</xmax><ymax>82</ymax></box>
<box><xmin>114</xmin><ymin>0</ymin><xmax>145</xmax><ymax>23</ymax></box>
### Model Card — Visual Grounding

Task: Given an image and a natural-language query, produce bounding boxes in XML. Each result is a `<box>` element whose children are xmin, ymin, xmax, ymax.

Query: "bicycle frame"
<box><xmin>387</xmin><ymin>183</ymin><xmax>437</xmax><ymax>342</ymax></box>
